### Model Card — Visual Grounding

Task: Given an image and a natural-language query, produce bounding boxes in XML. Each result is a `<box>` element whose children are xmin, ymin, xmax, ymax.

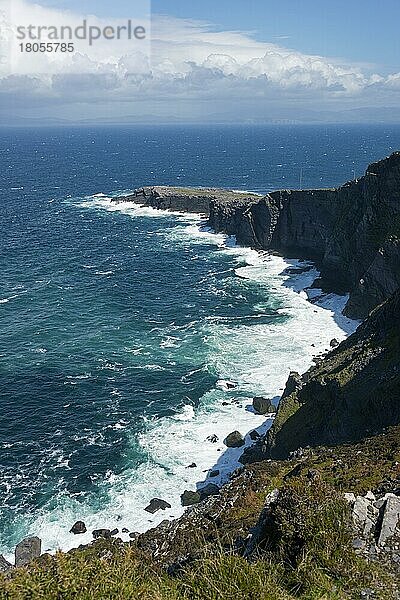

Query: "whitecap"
<box><xmin>17</xmin><ymin>189</ymin><xmax>360</xmax><ymax>560</ymax></box>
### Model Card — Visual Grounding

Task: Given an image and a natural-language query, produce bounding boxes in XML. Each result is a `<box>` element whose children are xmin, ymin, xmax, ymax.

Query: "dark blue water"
<box><xmin>1</xmin><ymin>124</ymin><xmax>400</xmax><ymax>555</ymax></box>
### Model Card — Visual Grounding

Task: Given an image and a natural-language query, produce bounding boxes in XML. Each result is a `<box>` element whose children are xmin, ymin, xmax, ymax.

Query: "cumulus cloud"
<box><xmin>0</xmin><ymin>0</ymin><xmax>399</xmax><ymax>122</ymax></box>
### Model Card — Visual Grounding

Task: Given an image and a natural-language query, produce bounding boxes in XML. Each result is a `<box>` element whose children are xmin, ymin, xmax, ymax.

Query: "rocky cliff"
<box><xmin>121</xmin><ymin>154</ymin><xmax>400</xmax><ymax>318</ymax></box>
<box><xmin>209</xmin><ymin>152</ymin><xmax>400</xmax><ymax>318</ymax></box>
<box><xmin>115</xmin><ymin>186</ymin><xmax>261</xmax><ymax>216</ymax></box>
<box><xmin>2</xmin><ymin>156</ymin><xmax>400</xmax><ymax>598</ymax></box>
<box><xmin>243</xmin><ymin>288</ymin><xmax>400</xmax><ymax>461</ymax></box>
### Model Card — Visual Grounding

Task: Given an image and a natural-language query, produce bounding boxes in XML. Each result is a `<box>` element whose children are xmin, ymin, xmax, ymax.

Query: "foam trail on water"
<box><xmin>2</xmin><ymin>196</ymin><xmax>359</xmax><ymax>560</ymax></box>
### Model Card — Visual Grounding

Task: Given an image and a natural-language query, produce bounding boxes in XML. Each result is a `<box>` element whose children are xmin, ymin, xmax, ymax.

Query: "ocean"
<box><xmin>1</xmin><ymin>123</ymin><xmax>400</xmax><ymax>558</ymax></box>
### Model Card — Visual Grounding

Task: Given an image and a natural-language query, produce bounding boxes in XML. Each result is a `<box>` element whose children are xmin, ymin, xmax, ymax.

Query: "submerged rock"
<box><xmin>92</xmin><ymin>529</ymin><xmax>112</xmax><ymax>539</ymax></box>
<box><xmin>15</xmin><ymin>537</ymin><xmax>41</xmax><ymax>568</ymax></box>
<box><xmin>209</xmin><ymin>469</ymin><xmax>220</xmax><ymax>477</ymax></box>
<box><xmin>252</xmin><ymin>396</ymin><xmax>276</xmax><ymax>415</ymax></box>
<box><xmin>70</xmin><ymin>521</ymin><xmax>87</xmax><ymax>535</ymax></box>
<box><xmin>181</xmin><ymin>490</ymin><xmax>201</xmax><ymax>506</ymax></box>
<box><xmin>224</xmin><ymin>431</ymin><xmax>245</xmax><ymax>448</ymax></box>
<box><xmin>145</xmin><ymin>498</ymin><xmax>172</xmax><ymax>514</ymax></box>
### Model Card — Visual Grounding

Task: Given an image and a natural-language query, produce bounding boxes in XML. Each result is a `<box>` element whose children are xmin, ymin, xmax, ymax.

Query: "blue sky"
<box><xmin>35</xmin><ymin>0</ymin><xmax>400</xmax><ymax>71</ymax></box>
<box><xmin>1</xmin><ymin>0</ymin><xmax>400</xmax><ymax>124</ymax></box>
<box><xmin>153</xmin><ymin>0</ymin><xmax>400</xmax><ymax>72</ymax></box>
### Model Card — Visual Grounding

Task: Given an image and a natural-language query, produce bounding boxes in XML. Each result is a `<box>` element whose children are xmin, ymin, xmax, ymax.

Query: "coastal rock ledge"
<box><xmin>117</xmin><ymin>152</ymin><xmax>400</xmax><ymax>319</ymax></box>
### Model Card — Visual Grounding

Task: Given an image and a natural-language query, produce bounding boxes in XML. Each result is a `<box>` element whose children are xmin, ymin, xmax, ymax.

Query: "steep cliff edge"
<box><xmin>209</xmin><ymin>152</ymin><xmax>400</xmax><ymax>318</ymax></box>
<box><xmin>243</xmin><ymin>289</ymin><xmax>400</xmax><ymax>461</ymax></box>
<box><xmin>115</xmin><ymin>186</ymin><xmax>261</xmax><ymax>216</ymax></box>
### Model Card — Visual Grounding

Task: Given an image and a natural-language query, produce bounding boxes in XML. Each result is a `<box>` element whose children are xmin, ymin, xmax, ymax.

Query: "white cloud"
<box><xmin>0</xmin><ymin>0</ymin><xmax>399</xmax><ymax>122</ymax></box>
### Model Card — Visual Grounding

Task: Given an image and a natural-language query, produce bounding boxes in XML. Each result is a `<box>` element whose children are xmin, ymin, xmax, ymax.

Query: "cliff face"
<box><xmin>117</xmin><ymin>153</ymin><xmax>400</xmax><ymax>318</ymax></box>
<box><xmin>243</xmin><ymin>289</ymin><xmax>400</xmax><ymax>461</ymax></box>
<box><xmin>209</xmin><ymin>152</ymin><xmax>400</xmax><ymax>317</ymax></box>
<box><xmin>116</xmin><ymin>186</ymin><xmax>261</xmax><ymax>216</ymax></box>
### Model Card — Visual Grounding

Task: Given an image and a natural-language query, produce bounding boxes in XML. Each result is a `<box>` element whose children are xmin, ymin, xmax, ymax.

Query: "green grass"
<box><xmin>1</xmin><ymin>478</ymin><xmax>396</xmax><ymax>599</ymax></box>
<box><xmin>2</xmin><ymin>427</ymin><xmax>399</xmax><ymax>599</ymax></box>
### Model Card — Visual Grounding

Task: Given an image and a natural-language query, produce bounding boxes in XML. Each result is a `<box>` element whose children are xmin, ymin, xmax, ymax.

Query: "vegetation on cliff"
<box><xmin>2</xmin><ymin>153</ymin><xmax>399</xmax><ymax>598</ymax></box>
<box><xmin>1</xmin><ymin>425</ymin><xmax>399</xmax><ymax>599</ymax></box>
<box><xmin>250</xmin><ymin>289</ymin><xmax>400</xmax><ymax>460</ymax></box>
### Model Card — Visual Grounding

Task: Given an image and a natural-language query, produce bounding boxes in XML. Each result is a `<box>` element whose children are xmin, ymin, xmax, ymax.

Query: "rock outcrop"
<box><xmin>15</xmin><ymin>537</ymin><xmax>41</xmax><ymax>568</ymax></box>
<box><xmin>180</xmin><ymin>490</ymin><xmax>201</xmax><ymax>507</ymax></box>
<box><xmin>115</xmin><ymin>153</ymin><xmax>400</xmax><ymax>319</ymax></box>
<box><xmin>70</xmin><ymin>521</ymin><xmax>87</xmax><ymax>535</ymax></box>
<box><xmin>144</xmin><ymin>499</ymin><xmax>172</xmax><ymax>514</ymax></box>
<box><xmin>92</xmin><ymin>529</ymin><xmax>112</xmax><ymax>540</ymax></box>
<box><xmin>346</xmin><ymin>491</ymin><xmax>400</xmax><ymax>565</ymax></box>
<box><xmin>209</xmin><ymin>152</ymin><xmax>400</xmax><ymax>318</ymax></box>
<box><xmin>243</xmin><ymin>288</ymin><xmax>400</xmax><ymax>461</ymax></box>
<box><xmin>252</xmin><ymin>396</ymin><xmax>276</xmax><ymax>415</ymax></box>
<box><xmin>113</xmin><ymin>186</ymin><xmax>261</xmax><ymax>217</ymax></box>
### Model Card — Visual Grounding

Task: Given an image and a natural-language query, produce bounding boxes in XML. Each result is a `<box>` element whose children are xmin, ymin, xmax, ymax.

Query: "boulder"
<box><xmin>70</xmin><ymin>521</ymin><xmax>87</xmax><ymax>535</ymax></box>
<box><xmin>224</xmin><ymin>431</ymin><xmax>245</xmax><ymax>448</ymax></box>
<box><xmin>206</xmin><ymin>434</ymin><xmax>218</xmax><ymax>443</ymax></box>
<box><xmin>122</xmin><ymin>528</ymin><xmax>129</xmax><ymax>533</ymax></box>
<box><xmin>92</xmin><ymin>529</ymin><xmax>112</xmax><ymax>539</ymax></box>
<box><xmin>209</xmin><ymin>469</ymin><xmax>220</xmax><ymax>477</ymax></box>
<box><xmin>199</xmin><ymin>483</ymin><xmax>219</xmax><ymax>500</ymax></box>
<box><xmin>180</xmin><ymin>490</ymin><xmax>201</xmax><ymax>506</ymax></box>
<box><xmin>145</xmin><ymin>498</ymin><xmax>172</xmax><ymax>514</ymax></box>
<box><xmin>249</xmin><ymin>430</ymin><xmax>260</xmax><ymax>441</ymax></box>
<box><xmin>0</xmin><ymin>555</ymin><xmax>13</xmax><ymax>573</ymax></box>
<box><xmin>186</xmin><ymin>462</ymin><xmax>197</xmax><ymax>468</ymax></box>
<box><xmin>330</xmin><ymin>338</ymin><xmax>339</xmax><ymax>348</ymax></box>
<box><xmin>378</xmin><ymin>495</ymin><xmax>400</xmax><ymax>546</ymax></box>
<box><xmin>15</xmin><ymin>536</ymin><xmax>41</xmax><ymax>568</ymax></box>
<box><xmin>374</xmin><ymin>492</ymin><xmax>398</xmax><ymax>510</ymax></box>
<box><xmin>252</xmin><ymin>397</ymin><xmax>276</xmax><ymax>415</ymax></box>
<box><xmin>110</xmin><ymin>528</ymin><xmax>119</xmax><ymax>536</ymax></box>
<box><xmin>344</xmin><ymin>492</ymin><xmax>356</xmax><ymax>504</ymax></box>
<box><xmin>352</xmin><ymin>496</ymin><xmax>379</xmax><ymax>537</ymax></box>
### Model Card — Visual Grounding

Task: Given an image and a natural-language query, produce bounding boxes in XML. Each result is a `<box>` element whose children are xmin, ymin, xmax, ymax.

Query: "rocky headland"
<box><xmin>2</xmin><ymin>154</ymin><xmax>400</xmax><ymax>598</ymax></box>
<box><xmin>119</xmin><ymin>152</ymin><xmax>400</xmax><ymax>320</ymax></box>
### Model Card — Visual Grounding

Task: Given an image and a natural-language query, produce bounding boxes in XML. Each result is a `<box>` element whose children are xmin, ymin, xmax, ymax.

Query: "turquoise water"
<box><xmin>1</xmin><ymin>124</ymin><xmax>400</xmax><ymax>555</ymax></box>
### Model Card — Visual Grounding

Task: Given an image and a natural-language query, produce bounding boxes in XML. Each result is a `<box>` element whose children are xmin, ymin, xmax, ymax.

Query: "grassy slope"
<box><xmin>265</xmin><ymin>290</ymin><xmax>400</xmax><ymax>459</ymax></box>
<box><xmin>1</xmin><ymin>425</ymin><xmax>399</xmax><ymax>599</ymax></box>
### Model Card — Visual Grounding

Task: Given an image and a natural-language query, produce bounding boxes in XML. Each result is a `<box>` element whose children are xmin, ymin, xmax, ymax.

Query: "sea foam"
<box><xmin>2</xmin><ymin>194</ymin><xmax>359</xmax><ymax>561</ymax></box>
